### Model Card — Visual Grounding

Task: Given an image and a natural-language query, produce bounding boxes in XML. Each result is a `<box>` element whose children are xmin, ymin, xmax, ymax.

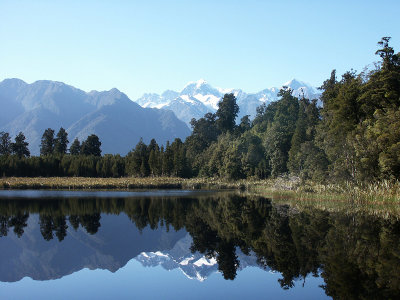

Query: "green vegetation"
<box><xmin>0</xmin><ymin>176</ymin><xmax>245</xmax><ymax>190</ymax></box>
<box><xmin>0</xmin><ymin>38</ymin><xmax>399</xmax><ymax>191</ymax></box>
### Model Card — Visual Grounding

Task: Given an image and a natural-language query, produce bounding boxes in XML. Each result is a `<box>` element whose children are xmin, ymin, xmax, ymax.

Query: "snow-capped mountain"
<box><xmin>135</xmin><ymin>79</ymin><xmax>321</xmax><ymax>126</ymax></box>
<box><xmin>136</xmin><ymin>233</ymin><xmax>263</xmax><ymax>282</ymax></box>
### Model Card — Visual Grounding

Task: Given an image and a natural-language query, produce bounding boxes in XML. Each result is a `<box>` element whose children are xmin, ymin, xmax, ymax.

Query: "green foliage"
<box><xmin>40</xmin><ymin>128</ymin><xmax>55</xmax><ymax>156</ymax></box>
<box><xmin>216</xmin><ymin>93</ymin><xmax>239</xmax><ymax>133</ymax></box>
<box><xmin>54</xmin><ymin>128</ymin><xmax>69</xmax><ymax>154</ymax></box>
<box><xmin>81</xmin><ymin>134</ymin><xmax>102</xmax><ymax>156</ymax></box>
<box><xmin>11</xmin><ymin>132</ymin><xmax>30</xmax><ymax>158</ymax></box>
<box><xmin>1</xmin><ymin>38</ymin><xmax>399</xmax><ymax>184</ymax></box>
<box><xmin>263</xmin><ymin>88</ymin><xmax>299</xmax><ymax>177</ymax></box>
<box><xmin>0</xmin><ymin>132</ymin><xmax>12</xmax><ymax>155</ymax></box>
<box><xmin>316</xmin><ymin>37</ymin><xmax>400</xmax><ymax>181</ymax></box>
<box><xmin>69</xmin><ymin>138</ymin><xmax>81</xmax><ymax>155</ymax></box>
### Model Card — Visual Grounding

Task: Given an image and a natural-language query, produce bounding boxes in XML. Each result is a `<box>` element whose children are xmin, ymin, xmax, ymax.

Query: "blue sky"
<box><xmin>1</xmin><ymin>0</ymin><xmax>399</xmax><ymax>100</ymax></box>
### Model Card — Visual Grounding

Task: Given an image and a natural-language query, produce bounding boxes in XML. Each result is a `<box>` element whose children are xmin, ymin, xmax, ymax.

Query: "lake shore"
<box><xmin>1</xmin><ymin>176</ymin><xmax>399</xmax><ymax>202</ymax></box>
<box><xmin>0</xmin><ymin>176</ymin><xmax>246</xmax><ymax>191</ymax></box>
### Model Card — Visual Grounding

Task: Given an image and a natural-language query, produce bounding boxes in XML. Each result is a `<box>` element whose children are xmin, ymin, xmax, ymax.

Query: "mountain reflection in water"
<box><xmin>0</xmin><ymin>190</ymin><xmax>399</xmax><ymax>299</ymax></box>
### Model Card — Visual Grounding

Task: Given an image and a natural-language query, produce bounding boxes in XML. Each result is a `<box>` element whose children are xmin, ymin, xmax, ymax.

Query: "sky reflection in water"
<box><xmin>0</xmin><ymin>190</ymin><xmax>398</xmax><ymax>299</ymax></box>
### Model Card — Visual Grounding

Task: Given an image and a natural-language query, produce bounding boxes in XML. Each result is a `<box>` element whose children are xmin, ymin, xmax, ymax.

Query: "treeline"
<box><xmin>1</xmin><ymin>37</ymin><xmax>399</xmax><ymax>182</ymax></box>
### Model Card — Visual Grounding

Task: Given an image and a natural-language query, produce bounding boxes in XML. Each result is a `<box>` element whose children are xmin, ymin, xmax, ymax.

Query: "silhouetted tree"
<box><xmin>40</xmin><ymin>128</ymin><xmax>55</xmax><ymax>156</ymax></box>
<box><xmin>216</xmin><ymin>93</ymin><xmax>239</xmax><ymax>133</ymax></box>
<box><xmin>81</xmin><ymin>134</ymin><xmax>101</xmax><ymax>156</ymax></box>
<box><xmin>11</xmin><ymin>132</ymin><xmax>30</xmax><ymax>158</ymax></box>
<box><xmin>0</xmin><ymin>132</ymin><xmax>12</xmax><ymax>155</ymax></box>
<box><xmin>54</xmin><ymin>127</ymin><xmax>69</xmax><ymax>154</ymax></box>
<box><xmin>70</xmin><ymin>138</ymin><xmax>81</xmax><ymax>155</ymax></box>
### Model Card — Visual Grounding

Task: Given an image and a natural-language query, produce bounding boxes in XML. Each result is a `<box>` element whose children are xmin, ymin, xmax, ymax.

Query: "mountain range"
<box><xmin>0</xmin><ymin>79</ymin><xmax>191</xmax><ymax>155</ymax></box>
<box><xmin>0</xmin><ymin>213</ymin><xmax>262</xmax><ymax>283</ymax></box>
<box><xmin>0</xmin><ymin>78</ymin><xmax>320</xmax><ymax>155</ymax></box>
<box><xmin>135</xmin><ymin>79</ymin><xmax>321</xmax><ymax>126</ymax></box>
<box><xmin>136</xmin><ymin>233</ymin><xmax>264</xmax><ymax>282</ymax></box>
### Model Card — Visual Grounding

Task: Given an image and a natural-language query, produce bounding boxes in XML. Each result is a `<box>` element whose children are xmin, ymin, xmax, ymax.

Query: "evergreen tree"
<box><xmin>54</xmin><ymin>127</ymin><xmax>69</xmax><ymax>154</ymax></box>
<box><xmin>11</xmin><ymin>132</ymin><xmax>30</xmax><ymax>158</ymax></box>
<box><xmin>40</xmin><ymin>128</ymin><xmax>55</xmax><ymax>156</ymax></box>
<box><xmin>216</xmin><ymin>93</ymin><xmax>239</xmax><ymax>133</ymax></box>
<box><xmin>236</xmin><ymin>115</ymin><xmax>251</xmax><ymax>135</ymax></box>
<box><xmin>162</xmin><ymin>141</ymin><xmax>174</xmax><ymax>176</ymax></box>
<box><xmin>148</xmin><ymin>150</ymin><xmax>157</xmax><ymax>176</ymax></box>
<box><xmin>264</xmin><ymin>88</ymin><xmax>299</xmax><ymax>177</ymax></box>
<box><xmin>0</xmin><ymin>132</ymin><xmax>12</xmax><ymax>155</ymax></box>
<box><xmin>70</xmin><ymin>138</ymin><xmax>81</xmax><ymax>155</ymax></box>
<box><xmin>81</xmin><ymin>134</ymin><xmax>102</xmax><ymax>156</ymax></box>
<box><xmin>171</xmin><ymin>138</ymin><xmax>187</xmax><ymax>177</ymax></box>
<box><xmin>316</xmin><ymin>70</ymin><xmax>362</xmax><ymax>179</ymax></box>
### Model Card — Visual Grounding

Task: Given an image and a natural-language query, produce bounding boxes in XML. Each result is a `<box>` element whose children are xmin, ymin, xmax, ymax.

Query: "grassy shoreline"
<box><xmin>1</xmin><ymin>176</ymin><xmax>399</xmax><ymax>205</ymax></box>
<box><xmin>0</xmin><ymin>176</ymin><xmax>247</xmax><ymax>191</ymax></box>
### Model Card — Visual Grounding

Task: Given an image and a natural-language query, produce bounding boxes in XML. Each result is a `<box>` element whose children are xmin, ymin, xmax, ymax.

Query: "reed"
<box><xmin>247</xmin><ymin>177</ymin><xmax>400</xmax><ymax>218</ymax></box>
<box><xmin>0</xmin><ymin>177</ymin><xmax>246</xmax><ymax>191</ymax></box>
<box><xmin>1</xmin><ymin>176</ymin><xmax>399</xmax><ymax>208</ymax></box>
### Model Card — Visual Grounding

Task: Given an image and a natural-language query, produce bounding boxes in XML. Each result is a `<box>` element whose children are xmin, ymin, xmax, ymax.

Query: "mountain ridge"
<box><xmin>0</xmin><ymin>79</ymin><xmax>190</xmax><ymax>155</ymax></box>
<box><xmin>135</xmin><ymin>79</ymin><xmax>322</xmax><ymax>125</ymax></box>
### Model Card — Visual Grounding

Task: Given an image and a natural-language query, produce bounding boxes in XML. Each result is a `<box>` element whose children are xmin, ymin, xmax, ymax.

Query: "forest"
<box><xmin>0</xmin><ymin>37</ymin><xmax>399</xmax><ymax>183</ymax></box>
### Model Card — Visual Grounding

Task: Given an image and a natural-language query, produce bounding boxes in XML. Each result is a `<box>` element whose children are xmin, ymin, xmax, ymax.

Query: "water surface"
<box><xmin>0</xmin><ymin>190</ymin><xmax>398</xmax><ymax>299</ymax></box>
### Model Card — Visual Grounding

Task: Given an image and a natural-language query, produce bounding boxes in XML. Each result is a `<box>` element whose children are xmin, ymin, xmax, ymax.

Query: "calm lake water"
<box><xmin>0</xmin><ymin>190</ymin><xmax>399</xmax><ymax>299</ymax></box>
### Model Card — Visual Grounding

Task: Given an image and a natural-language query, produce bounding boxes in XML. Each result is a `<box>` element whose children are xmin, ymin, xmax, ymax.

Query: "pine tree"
<box><xmin>70</xmin><ymin>138</ymin><xmax>81</xmax><ymax>155</ymax></box>
<box><xmin>54</xmin><ymin>127</ymin><xmax>69</xmax><ymax>154</ymax></box>
<box><xmin>216</xmin><ymin>93</ymin><xmax>239</xmax><ymax>133</ymax></box>
<box><xmin>40</xmin><ymin>128</ymin><xmax>55</xmax><ymax>156</ymax></box>
<box><xmin>0</xmin><ymin>132</ymin><xmax>12</xmax><ymax>155</ymax></box>
<box><xmin>12</xmin><ymin>132</ymin><xmax>30</xmax><ymax>158</ymax></box>
<box><xmin>81</xmin><ymin>134</ymin><xmax>102</xmax><ymax>156</ymax></box>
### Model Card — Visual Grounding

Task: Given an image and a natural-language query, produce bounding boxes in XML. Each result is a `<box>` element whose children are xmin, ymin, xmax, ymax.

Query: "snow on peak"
<box><xmin>283</xmin><ymin>79</ymin><xmax>306</xmax><ymax>89</ymax></box>
<box><xmin>193</xmin><ymin>257</ymin><xmax>217</xmax><ymax>267</ymax></box>
<box><xmin>134</xmin><ymin>78</ymin><xmax>321</xmax><ymax>125</ymax></box>
<box><xmin>182</xmin><ymin>79</ymin><xmax>207</xmax><ymax>89</ymax></box>
<box><xmin>196</xmin><ymin>78</ymin><xmax>207</xmax><ymax>87</ymax></box>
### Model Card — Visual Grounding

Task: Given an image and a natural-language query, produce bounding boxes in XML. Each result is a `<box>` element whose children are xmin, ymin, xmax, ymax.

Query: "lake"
<box><xmin>0</xmin><ymin>190</ymin><xmax>398</xmax><ymax>299</ymax></box>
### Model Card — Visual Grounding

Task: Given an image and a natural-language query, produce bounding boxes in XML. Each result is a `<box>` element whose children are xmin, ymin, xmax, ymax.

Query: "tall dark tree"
<box><xmin>0</xmin><ymin>132</ymin><xmax>12</xmax><ymax>155</ymax></box>
<box><xmin>11</xmin><ymin>132</ymin><xmax>30</xmax><ymax>158</ymax></box>
<box><xmin>54</xmin><ymin>128</ymin><xmax>69</xmax><ymax>154</ymax></box>
<box><xmin>171</xmin><ymin>138</ymin><xmax>188</xmax><ymax>177</ymax></box>
<box><xmin>162</xmin><ymin>141</ymin><xmax>174</xmax><ymax>176</ymax></box>
<box><xmin>264</xmin><ymin>88</ymin><xmax>299</xmax><ymax>177</ymax></box>
<box><xmin>40</xmin><ymin>128</ymin><xmax>55</xmax><ymax>156</ymax></box>
<box><xmin>375</xmin><ymin>37</ymin><xmax>399</xmax><ymax>70</ymax></box>
<box><xmin>236</xmin><ymin>115</ymin><xmax>251</xmax><ymax>135</ymax></box>
<box><xmin>70</xmin><ymin>138</ymin><xmax>81</xmax><ymax>155</ymax></box>
<box><xmin>81</xmin><ymin>134</ymin><xmax>102</xmax><ymax>156</ymax></box>
<box><xmin>216</xmin><ymin>93</ymin><xmax>239</xmax><ymax>133</ymax></box>
<box><xmin>126</xmin><ymin>138</ymin><xmax>149</xmax><ymax>176</ymax></box>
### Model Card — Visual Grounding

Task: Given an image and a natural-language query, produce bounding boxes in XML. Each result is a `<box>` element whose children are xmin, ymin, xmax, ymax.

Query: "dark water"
<box><xmin>0</xmin><ymin>190</ymin><xmax>399</xmax><ymax>299</ymax></box>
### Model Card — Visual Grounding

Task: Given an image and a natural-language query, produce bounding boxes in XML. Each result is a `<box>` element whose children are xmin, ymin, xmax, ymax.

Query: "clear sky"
<box><xmin>1</xmin><ymin>0</ymin><xmax>399</xmax><ymax>100</ymax></box>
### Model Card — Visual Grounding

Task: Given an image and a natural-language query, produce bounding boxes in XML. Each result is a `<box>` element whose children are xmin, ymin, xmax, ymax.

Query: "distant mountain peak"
<box><xmin>134</xmin><ymin>78</ymin><xmax>321</xmax><ymax>126</ymax></box>
<box><xmin>182</xmin><ymin>79</ymin><xmax>208</xmax><ymax>90</ymax></box>
<box><xmin>283</xmin><ymin>78</ymin><xmax>304</xmax><ymax>88</ymax></box>
<box><xmin>0</xmin><ymin>78</ymin><xmax>191</xmax><ymax>155</ymax></box>
<box><xmin>109</xmin><ymin>87</ymin><xmax>121</xmax><ymax>93</ymax></box>
<box><xmin>1</xmin><ymin>78</ymin><xmax>27</xmax><ymax>85</ymax></box>
<box><xmin>180</xmin><ymin>79</ymin><xmax>219</xmax><ymax>97</ymax></box>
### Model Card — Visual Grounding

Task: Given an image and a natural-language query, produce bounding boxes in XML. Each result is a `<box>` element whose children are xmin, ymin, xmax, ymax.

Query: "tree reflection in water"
<box><xmin>0</xmin><ymin>192</ymin><xmax>399</xmax><ymax>299</ymax></box>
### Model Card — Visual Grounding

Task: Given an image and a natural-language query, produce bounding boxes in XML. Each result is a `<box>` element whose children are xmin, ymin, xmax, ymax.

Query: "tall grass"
<box><xmin>249</xmin><ymin>177</ymin><xmax>400</xmax><ymax>218</ymax></box>
<box><xmin>1</xmin><ymin>177</ymin><xmax>399</xmax><ymax>217</ymax></box>
<box><xmin>0</xmin><ymin>177</ymin><xmax>246</xmax><ymax>190</ymax></box>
